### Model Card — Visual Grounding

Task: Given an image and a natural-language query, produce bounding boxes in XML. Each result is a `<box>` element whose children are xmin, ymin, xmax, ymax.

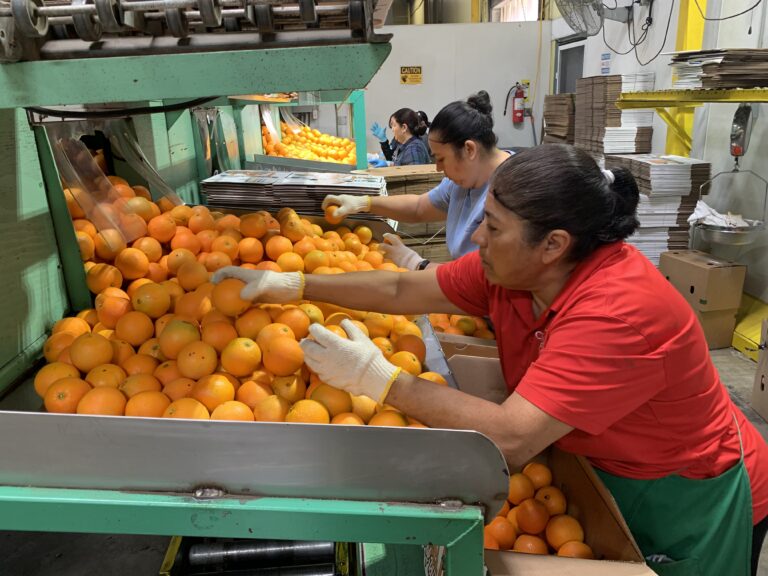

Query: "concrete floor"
<box><xmin>1</xmin><ymin>348</ymin><xmax>767</xmax><ymax>575</ymax></box>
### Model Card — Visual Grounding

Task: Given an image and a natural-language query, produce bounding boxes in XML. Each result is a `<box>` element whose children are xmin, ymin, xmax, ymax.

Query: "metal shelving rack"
<box><xmin>617</xmin><ymin>88</ymin><xmax>768</xmax><ymax>155</ymax></box>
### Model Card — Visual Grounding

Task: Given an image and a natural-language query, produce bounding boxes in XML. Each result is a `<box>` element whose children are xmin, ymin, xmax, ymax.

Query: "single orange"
<box><xmin>211</xmin><ymin>400</ymin><xmax>255</xmax><ymax>421</ymax></box>
<box><xmin>34</xmin><ymin>362</ymin><xmax>80</xmax><ymax>398</ymax></box>
<box><xmin>176</xmin><ymin>341</ymin><xmax>218</xmax><ymax>380</ymax></box>
<box><xmin>162</xmin><ymin>377</ymin><xmax>196</xmax><ymax>401</ymax></box>
<box><xmin>211</xmin><ymin>278</ymin><xmax>251</xmax><ymax>317</ymax></box>
<box><xmin>77</xmin><ymin>386</ymin><xmax>127</xmax><ymax>415</ymax></box>
<box><xmin>516</xmin><ymin>498</ymin><xmax>550</xmax><ymax>535</ymax></box>
<box><xmin>523</xmin><ymin>462</ymin><xmax>553</xmax><ymax>490</ymax></box>
<box><xmin>368</xmin><ymin>411</ymin><xmax>408</xmax><ymax>427</ymax></box>
<box><xmin>508</xmin><ymin>473</ymin><xmax>535</xmax><ymax>505</ymax></box>
<box><xmin>220</xmin><ymin>337</ymin><xmax>262</xmax><ymax>377</ymax></box>
<box><xmin>513</xmin><ymin>534</ymin><xmax>549</xmax><ymax>555</ymax></box>
<box><xmin>163</xmin><ymin>397</ymin><xmax>210</xmax><ymax>419</ymax></box>
<box><xmin>69</xmin><ymin>332</ymin><xmax>114</xmax><ymax>373</ymax></box>
<box><xmin>557</xmin><ymin>540</ymin><xmax>594</xmax><ymax>559</ymax></box>
<box><xmin>85</xmin><ymin>363</ymin><xmax>127</xmax><ymax>388</ymax></box>
<box><xmin>535</xmin><ymin>485</ymin><xmax>567</xmax><ymax>516</ymax></box>
<box><xmin>114</xmin><ymin>311</ymin><xmax>155</xmax><ymax>346</ymax></box>
<box><xmin>389</xmin><ymin>350</ymin><xmax>422</xmax><ymax>376</ymax></box>
<box><xmin>44</xmin><ymin>377</ymin><xmax>92</xmax><ymax>413</ymax></box>
<box><xmin>331</xmin><ymin>412</ymin><xmax>365</xmax><ymax>425</ymax></box>
<box><xmin>271</xmin><ymin>374</ymin><xmax>307</xmax><ymax>404</ymax></box>
<box><xmin>119</xmin><ymin>373</ymin><xmax>162</xmax><ymax>398</ymax></box>
<box><xmin>486</xmin><ymin>517</ymin><xmax>517</xmax><ymax>550</ymax></box>
<box><xmin>121</xmin><ymin>353</ymin><xmax>160</xmax><ymax>376</ymax></box>
<box><xmin>252</xmin><ymin>395</ymin><xmax>290</xmax><ymax>422</ymax></box>
<box><xmin>545</xmin><ymin>514</ymin><xmax>584</xmax><ymax>551</ymax></box>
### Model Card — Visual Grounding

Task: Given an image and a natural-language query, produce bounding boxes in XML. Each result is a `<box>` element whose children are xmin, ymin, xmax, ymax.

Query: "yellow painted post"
<box><xmin>471</xmin><ymin>0</ymin><xmax>480</xmax><ymax>22</ymax></box>
<box><xmin>667</xmin><ymin>0</ymin><xmax>706</xmax><ymax>156</ymax></box>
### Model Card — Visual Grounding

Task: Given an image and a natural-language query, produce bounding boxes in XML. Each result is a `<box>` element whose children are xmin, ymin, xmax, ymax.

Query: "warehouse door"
<box><xmin>556</xmin><ymin>39</ymin><xmax>584</xmax><ymax>94</ymax></box>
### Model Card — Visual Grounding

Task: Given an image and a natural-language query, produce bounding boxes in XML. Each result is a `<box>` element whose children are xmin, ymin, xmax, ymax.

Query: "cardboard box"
<box><xmin>659</xmin><ymin>250</ymin><xmax>746</xmax><ymax>312</ymax></box>
<box><xmin>696</xmin><ymin>308</ymin><xmax>739</xmax><ymax>350</ymax></box>
<box><xmin>427</xmin><ymin>347</ymin><xmax>657</xmax><ymax>575</ymax></box>
<box><xmin>751</xmin><ymin>320</ymin><xmax>768</xmax><ymax>422</ymax></box>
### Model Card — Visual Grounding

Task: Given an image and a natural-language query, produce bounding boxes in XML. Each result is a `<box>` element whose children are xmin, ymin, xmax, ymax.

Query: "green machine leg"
<box><xmin>348</xmin><ymin>89</ymin><xmax>368</xmax><ymax>170</ymax></box>
<box><xmin>0</xmin><ymin>486</ymin><xmax>486</xmax><ymax>575</ymax></box>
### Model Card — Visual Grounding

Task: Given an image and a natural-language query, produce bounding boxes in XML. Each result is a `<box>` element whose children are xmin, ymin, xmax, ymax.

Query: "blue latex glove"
<box><xmin>369</xmin><ymin>158</ymin><xmax>388</xmax><ymax>168</ymax></box>
<box><xmin>370</xmin><ymin>122</ymin><xmax>387</xmax><ymax>142</ymax></box>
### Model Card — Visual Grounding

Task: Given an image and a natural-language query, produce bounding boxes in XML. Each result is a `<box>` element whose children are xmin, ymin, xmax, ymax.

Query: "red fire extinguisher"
<box><xmin>504</xmin><ymin>82</ymin><xmax>526</xmax><ymax>125</ymax></box>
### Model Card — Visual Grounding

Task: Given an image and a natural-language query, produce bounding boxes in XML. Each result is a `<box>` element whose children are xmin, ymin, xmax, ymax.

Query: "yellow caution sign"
<box><xmin>400</xmin><ymin>66</ymin><xmax>422</xmax><ymax>85</ymax></box>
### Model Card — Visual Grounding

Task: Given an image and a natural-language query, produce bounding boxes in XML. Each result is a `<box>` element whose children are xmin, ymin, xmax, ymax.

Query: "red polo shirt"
<box><xmin>437</xmin><ymin>243</ymin><xmax>768</xmax><ymax>523</ymax></box>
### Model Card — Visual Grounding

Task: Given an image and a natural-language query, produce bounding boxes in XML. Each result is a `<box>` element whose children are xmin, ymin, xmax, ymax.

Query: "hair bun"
<box><xmin>467</xmin><ymin>91</ymin><xmax>493</xmax><ymax>116</ymax></box>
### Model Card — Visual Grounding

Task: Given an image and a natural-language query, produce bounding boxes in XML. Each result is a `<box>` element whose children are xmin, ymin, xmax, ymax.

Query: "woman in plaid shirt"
<box><xmin>386</xmin><ymin>108</ymin><xmax>431</xmax><ymax>166</ymax></box>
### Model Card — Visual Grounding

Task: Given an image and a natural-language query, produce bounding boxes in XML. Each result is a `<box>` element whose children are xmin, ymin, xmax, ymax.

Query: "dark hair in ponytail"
<box><xmin>391</xmin><ymin>108</ymin><xmax>428</xmax><ymax>137</ymax></box>
<box><xmin>417</xmin><ymin>110</ymin><xmax>430</xmax><ymax>128</ymax></box>
<box><xmin>490</xmin><ymin>144</ymin><xmax>639</xmax><ymax>261</ymax></box>
<box><xmin>430</xmin><ymin>90</ymin><xmax>497</xmax><ymax>152</ymax></box>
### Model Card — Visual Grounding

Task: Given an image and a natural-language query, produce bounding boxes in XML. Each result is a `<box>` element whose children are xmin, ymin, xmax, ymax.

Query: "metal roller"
<box><xmin>298</xmin><ymin>0</ymin><xmax>315</xmax><ymax>24</ymax></box>
<box><xmin>197</xmin><ymin>0</ymin><xmax>221</xmax><ymax>27</ymax></box>
<box><xmin>10</xmin><ymin>0</ymin><xmax>48</xmax><ymax>38</ymax></box>
<box><xmin>253</xmin><ymin>3</ymin><xmax>273</xmax><ymax>34</ymax></box>
<box><xmin>188</xmin><ymin>540</ymin><xmax>336</xmax><ymax>568</ymax></box>
<box><xmin>71</xmin><ymin>0</ymin><xmax>102</xmax><ymax>41</ymax></box>
<box><xmin>94</xmin><ymin>0</ymin><xmax>122</xmax><ymax>32</ymax></box>
<box><xmin>348</xmin><ymin>0</ymin><xmax>364</xmax><ymax>35</ymax></box>
<box><xmin>164</xmin><ymin>6</ymin><xmax>188</xmax><ymax>36</ymax></box>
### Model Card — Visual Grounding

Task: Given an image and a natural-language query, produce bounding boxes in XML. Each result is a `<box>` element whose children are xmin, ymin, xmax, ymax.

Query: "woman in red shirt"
<box><xmin>214</xmin><ymin>145</ymin><xmax>768</xmax><ymax>576</ymax></box>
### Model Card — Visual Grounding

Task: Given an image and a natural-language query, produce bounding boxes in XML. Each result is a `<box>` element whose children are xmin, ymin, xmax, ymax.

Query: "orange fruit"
<box><xmin>119</xmin><ymin>373</ymin><xmax>162</xmax><ymax>398</ymax></box>
<box><xmin>253</xmin><ymin>394</ymin><xmax>290</xmax><ymax>422</ymax></box>
<box><xmin>265</xmin><ymin>235</ymin><xmax>293</xmax><ymax>261</ymax></box>
<box><xmin>174</xmin><ymin>291</ymin><xmax>212</xmax><ymax>321</ymax></box>
<box><xmin>86</xmin><ymin>263</ymin><xmax>123</xmax><ymax>294</ymax></box>
<box><xmin>94</xmin><ymin>229</ymin><xmax>127</xmax><ymax>261</ymax></box>
<box><xmin>310</xmin><ymin>384</ymin><xmax>353</xmax><ymax>418</ymax></box>
<box><xmin>169</xmin><ymin>205</ymin><xmax>193</xmax><ymax>225</ymax></box>
<box><xmin>523</xmin><ymin>462</ymin><xmax>553</xmax><ymax>490</ymax></box>
<box><xmin>201</xmin><ymin>310</ymin><xmax>233</xmax><ymax>328</ymax></box>
<box><xmin>483</xmin><ymin>530</ymin><xmax>500</xmax><ymax>550</ymax></box>
<box><xmin>162</xmin><ymin>377</ymin><xmax>196</xmax><ymax>401</ymax></box>
<box><xmin>331</xmin><ymin>412</ymin><xmax>365</xmax><ymax>425</ymax></box>
<box><xmin>44</xmin><ymin>377</ymin><xmax>91</xmax><ymax>413</ymax></box>
<box><xmin>371</xmin><ymin>337</ymin><xmax>394</xmax><ymax>358</ymax></box>
<box><xmin>516</xmin><ymin>498</ymin><xmax>550</xmax><ymax>535</ymax></box>
<box><xmin>124</xmin><ymin>389</ymin><xmax>171</xmax><ymax>418</ymax></box>
<box><xmin>111</xmin><ymin>339</ymin><xmax>135</xmax><ymax>365</ymax></box>
<box><xmin>498</xmin><ymin>500</ymin><xmax>511</xmax><ymax>518</ymax></box>
<box><xmin>418</xmin><ymin>372</ymin><xmax>448</xmax><ymax>386</ymax></box>
<box><xmin>363</xmin><ymin>313</ymin><xmax>393</xmax><ymax>339</ymax></box>
<box><xmin>215</xmin><ymin>214</ymin><xmax>241</xmax><ymax>232</ymax></box>
<box><xmin>486</xmin><ymin>517</ymin><xmax>517</xmax><ymax>550</ymax></box>
<box><xmin>73</xmin><ymin>219</ymin><xmax>97</xmax><ymax>238</ymax></box>
<box><xmin>163</xmin><ymin>397</ymin><xmax>210</xmax><ymax>419</ymax></box>
<box><xmin>131</xmin><ymin>283</ymin><xmax>171</xmax><ymax>319</ymax></box>
<box><xmin>535</xmin><ymin>485</ymin><xmax>567</xmax><ymax>516</ymax></box>
<box><xmin>235</xmin><ymin>379</ymin><xmax>272</xmax><ymax>409</ymax></box>
<box><xmin>126</xmin><ymin>278</ymin><xmax>153</xmax><ymax>300</ymax></box>
<box><xmin>263</xmin><ymin>337</ymin><xmax>304</xmax><ymax>377</ymax></box>
<box><xmin>77</xmin><ymin>386</ymin><xmax>127</xmax><ymax>415</ymax></box>
<box><xmin>153</xmin><ymin>360</ymin><xmax>183</xmax><ymax>385</ymax></box>
<box><xmin>240</xmin><ymin>213</ymin><xmax>268</xmax><ymax>239</ymax></box>
<box><xmin>113</xmin><ymin>247</ymin><xmax>149</xmax><ymax>280</ymax></box>
<box><xmin>272</xmin><ymin>374</ymin><xmax>307</xmax><ymax>404</ymax></box>
<box><xmin>389</xmin><ymin>350</ymin><xmax>421</xmax><ymax>376</ymax></box>
<box><xmin>211</xmin><ymin>400</ymin><xmax>255</xmax><ymax>421</ymax></box>
<box><xmin>159</xmin><ymin>319</ymin><xmax>200</xmax><ymax>359</ymax></box>
<box><xmin>122</xmin><ymin>353</ymin><xmax>160</xmax><ymax>376</ymax></box>
<box><xmin>114</xmin><ymin>311</ymin><xmax>155</xmax><ymax>346</ymax></box>
<box><xmin>138</xmin><ymin>338</ymin><xmax>165</xmax><ymax>360</ymax></box>
<box><xmin>394</xmin><ymin>334</ymin><xmax>426</xmax><ymax>364</ymax></box>
<box><xmin>176</xmin><ymin>261</ymin><xmax>209</xmax><ymax>292</ymax></box>
<box><xmin>350</xmin><ymin>395</ymin><xmax>377</xmax><ymax>423</ymax></box>
<box><xmin>275</xmin><ymin>309</ymin><xmax>310</xmax><ymax>340</ymax></box>
<box><xmin>368</xmin><ymin>411</ymin><xmax>408</xmax><ymax>427</ymax></box>
<box><xmin>43</xmin><ymin>331</ymin><xmax>78</xmax><ymax>363</ymax></box>
<box><xmin>75</xmin><ymin>230</ymin><xmax>95</xmax><ymax>261</ymax></box>
<box><xmin>506</xmin><ymin>507</ymin><xmax>520</xmax><ymax>533</ymax></box>
<box><xmin>508</xmin><ymin>473</ymin><xmax>535</xmax><ymax>505</ymax></box>
<box><xmin>234</xmin><ymin>308</ymin><xmax>271</xmax><ymax>339</ymax></box>
<box><xmin>64</xmin><ymin>188</ymin><xmax>86</xmax><ymax>218</ymax></box>
<box><xmin>557</xmin><ymin>541</ymin><xmax>594</xmax><ymax>559</ymax></box>
<box><xmin>238</xmin><ymin>237</ymin><xmax>264</xmax><ymax>264</ymax></box>
<box><xmin>188</xmin><ymin>209</ymin><xmax>215</xmax><ymax>234</ymax></box>
<box><xmin>95</xmin><ymin>294</ymin><xmax>132</xmax><ymax>329</ymax></box>
<box><xmin>276</xmin><ymin>252</ymin><xmax>304</xmax><ymax>273</ymax></box>
<box><xmin>147</xmin><ymin>214</ymin><xmax>177</xmax><ymax>243</ymax></box>
<box><xmin>176</xmin><ymin>341</ymin><xmax>218</xmax><ymax>380</ymax></box>
<box><xmin>303</xmin><ymin>250</ymin><xmax>330</xmax><ymax>273</ymax></box>
<box><xmin>201</xmin><ymin>321</ymin><xmax>239</xmax><ymax>354</ymax></box>
<box><xmin>286</xmin><ymin>399</ymin><xmax>330</xmax><ymax>424</ymax></box>
<box><xmin>211</xmin><ymin>235</ymin><xmax>239</xmax><ymax>261</ymax></box>
<box><xmin>545</xmin><ymin>514</ymin><xmax>584</xmax><ymax>551</ymax></box>
<box><xmin>190</xmin><ymin>374</ymin><xmax>235</xmax><ymax>412</ymax></box>
<box><xmin>211</xmin><ymin>278</ymin><xmax>251</xmax><ymax>317</ymax></box>
<box><xmin>513</xmin><ymin>534</ymin><xmax>549</xmax><ymax>555</ymax></box>
<box><xmin>85</xmin><ymin>363</ymin><xmax>127</xmax><ymax>388</ymax></box>
<box><xmin>77</xmin><ymin>308</ymin><xmax>100</xmax><ymax>327</ymax></box>
<box><xmin>69</xmin><ymin>332</ymin><xmax>114</xmax><ymax>373</ymax></box>
<box><xmin>256</xmin><ymin>323</ymin><xmax>295</xmax><ymax>350</ymax></box>
<box><xmin>220</xmin><ymin>337</ymin><xmax>262</xmax><ymax>377</ymax></box>
<box><xmin>292</xmin><ymin>238</ymin><xmax>315</xmax><ymax>258</ymax></box>
<box><xmin>324</xmin><ymin>205</ymin><xmax>343</xmax><ymax>225</ymax></box>
<box><xmin>34</xmin><ymin>362</ymin><xmax>80</xmax><ymax>398</ymax></box>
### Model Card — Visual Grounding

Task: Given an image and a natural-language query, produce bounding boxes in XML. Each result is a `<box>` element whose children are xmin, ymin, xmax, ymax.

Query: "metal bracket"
<box><xmin>655</xmin><ymin>107</ymin><xmax>694</xmax><ymax>154</ymax></box>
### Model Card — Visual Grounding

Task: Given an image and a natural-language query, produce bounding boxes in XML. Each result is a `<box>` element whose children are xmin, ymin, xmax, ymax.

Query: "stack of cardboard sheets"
<box><xmin>543</xmin><ymin>94</ymin><xmax>575</xmax><ymax>144</ymax></box>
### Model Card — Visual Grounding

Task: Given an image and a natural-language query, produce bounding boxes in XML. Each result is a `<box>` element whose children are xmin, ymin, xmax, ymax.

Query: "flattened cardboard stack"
<box><xmin>201</xmin><ymin>169</ymin><xmax>388</xmax><ymax>220</ymax></box>
<box><xmin>671</xmin><ymin>49</ymin><xmax>768</xmax><ymax>89</ymax></box>
<box><xmin>543</xmin><ymin>93</ymin><xmax>575</xmax><ymax>144</ymax></box>
<box><xmin>362</xmin><ymin>164</ymin><xmax>451</xmax><ymax>262</ymax></box>
<box><xmin>575</xmin><ymin>74</ymin><xmax>654</xmax><ymax>155</ymax></box>
<box><xmin>605</xmin><ymin>154</ymin><xmax>711</xmax><ymax>265</ymax></box>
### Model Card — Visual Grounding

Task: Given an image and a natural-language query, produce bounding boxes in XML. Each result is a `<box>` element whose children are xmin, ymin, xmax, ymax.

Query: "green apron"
<box><xmin>594</xmin><ymin>415</ymin><xmax>753</xmax><ymax>576</ymax></box>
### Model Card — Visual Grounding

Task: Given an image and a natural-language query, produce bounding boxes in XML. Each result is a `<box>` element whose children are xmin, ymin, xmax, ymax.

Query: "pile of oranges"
<box><xmin>261</xmin><ymin>123</ymin><xmax>357</xmax><ymax>166</ymax></box>
<box><xmin>428</xmin><ymin>314</ymin><xmax>494</xmax><ymax>340</ymax></box>
<box><xmin>38</xmin><ymin>176</ymin><xmax>453</xmax><ymax>425</ymax></box>
<box><xmin>484</xmin><ymin>462</ymin><xmax>594</xmax><ymax>559</ymax></box>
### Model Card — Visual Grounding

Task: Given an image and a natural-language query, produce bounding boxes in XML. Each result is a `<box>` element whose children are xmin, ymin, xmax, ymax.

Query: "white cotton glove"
<box><xmin>379</xmin><ymin>233</ymin><xmax>423</xmax><ymax>271</ymax></box>
<box><xmin>300</xmin><ymin>319</ymin><xmax>401</xmax><ymax>404</ymax></box>
<box><xmin>211</xmin><ymin>266</ymin><xmax>304</xmax><ymax>303</ymax></box>
<box><xmin>321</xmin><ymin>194</ymin><xmax>371</xmax><ymax>218</ymax></box>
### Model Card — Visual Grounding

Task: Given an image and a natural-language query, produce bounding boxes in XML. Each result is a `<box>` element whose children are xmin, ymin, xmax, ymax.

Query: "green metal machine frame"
<box><xmin>0</xmin><ymin>41</ymin><xmax>497</xmax><ymax>575</ymax></box>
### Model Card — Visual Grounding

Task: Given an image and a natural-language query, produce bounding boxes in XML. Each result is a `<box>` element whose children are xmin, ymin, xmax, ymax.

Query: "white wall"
<box><xmin>364</xmin><ymin>22</ymin><xmax>552</xmax><ymax>152</ymax></box>
<box><xmin>693</xmin><ymin>0</ymin><xmax>768</xmax><ymax>300</ymax></box>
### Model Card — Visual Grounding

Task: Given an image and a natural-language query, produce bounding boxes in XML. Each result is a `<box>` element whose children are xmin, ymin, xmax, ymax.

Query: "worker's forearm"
<box><xmin>369</xmin><ymin>195</ymin><xmax>425</xmax><ymax>222</ymax></box>
<box><xmin>387</xmin><ymin>374</ymin><xmax>545</xmax><ymax>471</ymax></box>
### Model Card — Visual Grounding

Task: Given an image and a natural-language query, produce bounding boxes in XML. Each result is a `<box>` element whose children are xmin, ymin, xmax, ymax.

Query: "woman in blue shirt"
<box><xmin>324</xmin><ymin>91</ymin><xmax>511</xmax><ymax>270</ymax></box>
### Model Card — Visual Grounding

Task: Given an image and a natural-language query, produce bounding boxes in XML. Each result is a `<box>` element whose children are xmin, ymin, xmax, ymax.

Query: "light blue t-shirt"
<box><xmin>427</xmin><ymin>177</ymin><xmax>490</xmax><ymax>259</ymax></box>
